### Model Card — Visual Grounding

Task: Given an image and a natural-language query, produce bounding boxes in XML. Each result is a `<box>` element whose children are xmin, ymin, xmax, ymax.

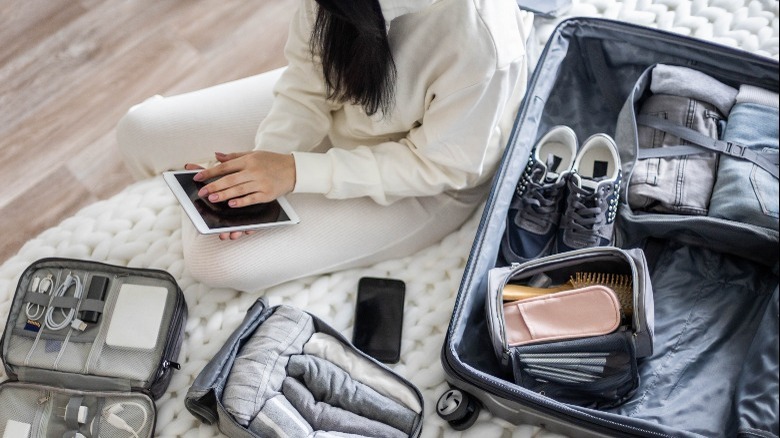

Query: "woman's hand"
<box><xmin>184</xmin><ymin>151</ymin><xmax>296</xmax><ymax>240</ymax></box>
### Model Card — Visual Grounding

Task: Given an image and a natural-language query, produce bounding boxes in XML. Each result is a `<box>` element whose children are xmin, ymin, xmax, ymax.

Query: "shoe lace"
<box><xmin>564</xmin><ymin>178</ymin><xmax>611</xmax><ymax>245</ymax></box>
<box><xmin>517</xmin><ymin>166</ymin><xmax>564</xmax><ymax>229</ymax></box>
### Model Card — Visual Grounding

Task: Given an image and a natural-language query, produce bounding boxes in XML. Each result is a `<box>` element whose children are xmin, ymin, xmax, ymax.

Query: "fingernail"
<box><xmin>215</xmin><ymin>152</ymin><xmax>226</xmax><ymax>157</ymax></box>
<box><xmin>197</xmin><ymin>188</ymin><xmax>208</xmax><ymax>197</ymax></box>
<box><xmin>208</xmin><ymin>194</ymin><xmax>219</xmax><ymax>202</ymax></box>
<box><xmin>193</xmin><ymin>172</ymin><xmax>204</xmax><ymax>181</ymax></box>
<box><xmin>228</xmin><ymin>200</ymin><xmax>237</xmax><ymax>207</ymax></box>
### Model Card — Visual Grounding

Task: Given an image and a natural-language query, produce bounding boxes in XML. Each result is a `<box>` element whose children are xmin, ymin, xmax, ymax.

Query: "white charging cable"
<box><xmin>90</xmin><ymin>402</ymin><xmax>149</xmax><ymax>438</ymax></box>
<box><xmin>25</xmin><ymin>274</ymin><xmax>55</xmax><ymax>321</ymax></box>
<box><xmin>44</xmin><ymin>272</ymin><xmax>84</xmax><ymax>331</ymax></box>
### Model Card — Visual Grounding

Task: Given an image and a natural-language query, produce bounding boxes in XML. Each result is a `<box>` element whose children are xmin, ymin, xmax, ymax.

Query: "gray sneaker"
<box><xmin>502</xmin><ymin>126</ymin><xmax>577</xmax><ymax>263</ymax></box>
<box><xmin>557</xmin><ymin>133</ymin><xmax>622</xmax><ymax>252</ymax></box>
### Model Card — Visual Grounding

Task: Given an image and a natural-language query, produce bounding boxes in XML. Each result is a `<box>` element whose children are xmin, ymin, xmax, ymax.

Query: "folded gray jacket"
<box><xmin>282</xmin><ymin>377</ymin><xmax>407</xmax><ymax>438</ymax></box>
<box><xmin>249</xmin><ymin>393</ymin><xmax>376</xmax><ymax>438</ymax></box>
<box><xmin>223</xmin><ymin>306</ymin><xmax>315</xmax><ymax>425</ymax></box>
<box><xmin>303</xmin><ymin>332</ymin><xmax>422</xmax><ymax>413</ymax></box>
<box><xmin>287</xmin><ymin>354</ymin><xmax>417</xmax><ymax>434</ymax></box>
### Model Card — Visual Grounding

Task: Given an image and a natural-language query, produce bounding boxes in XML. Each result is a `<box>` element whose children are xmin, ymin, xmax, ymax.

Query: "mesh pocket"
<box><xmin>0</xmin><ymin>383</ymin><xmax>154</xmax><ymax>438</ymax></box>
<box><xmin>510</xmin><ymin>330</ymin><xmax>639</xmax><ymax>408</ymax></box>
<box><xmin>90</xmin><ymin>395</ymin><xmax>155</xmax><ymax>438</ymax></box>
<box><xmin>6</xmin><ymin>334</ymin><xmax>58</xmax><ymax>371</ymax></box>
<box><xmin>86</xmin><ymin>276</ymin><xmax>179</xmax><ymax>384</ymax></box>
<box><xmin>93</xmin><ymin>347</ymin><xmax>160</xmax><ymax>382</ymax></box>
<box><xmin>0</xmin><ymin>385</ymin><xmax>46</xmax><ymax>437</ymax></box>
<box><xmin>5</xmin><ymin>330</ymin><xmax>97</xmax><ymax>375</ymax></box>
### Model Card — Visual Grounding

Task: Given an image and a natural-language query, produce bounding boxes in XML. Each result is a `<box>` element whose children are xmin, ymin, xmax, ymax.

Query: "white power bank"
<box><xmin>105</xmin><ymin>284</ymin><xmax>168</xmax><ymax>350</ymax></box>
<box><xmin>3</xmin><ymin>420</ymin><xmax>31</xmax><ymax>438</ymax></box>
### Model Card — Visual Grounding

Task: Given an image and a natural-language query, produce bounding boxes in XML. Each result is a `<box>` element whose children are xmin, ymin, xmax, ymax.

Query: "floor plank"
<box><xmin>0</xmin><ymin>1</ymin><xmax>297</xmax><ymax>264</ymax></box>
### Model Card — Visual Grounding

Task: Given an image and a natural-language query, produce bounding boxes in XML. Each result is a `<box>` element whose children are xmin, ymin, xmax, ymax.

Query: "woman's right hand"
<box><xmin>185</xmin><ymin>151</ymin><xmax>296</xmax><ymax>241</ymax></box>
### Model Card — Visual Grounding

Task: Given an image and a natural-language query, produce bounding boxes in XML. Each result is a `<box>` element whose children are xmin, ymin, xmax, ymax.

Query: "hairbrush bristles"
<box><xmin>569</xmin><ymin>272</ymin><xmax>633</xmax><ymax>316</ymax></box>
<box><xmin>503</xmin><ymin>271</ymin><xmax>634</xmax><ymax>317</ymax></box>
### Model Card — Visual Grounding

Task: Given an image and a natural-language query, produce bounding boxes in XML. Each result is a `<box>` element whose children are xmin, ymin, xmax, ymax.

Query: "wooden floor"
<box><xmin>0</xmin><ymin>0</ymin><xmax>297</xmax><ymax>265</ymax></box>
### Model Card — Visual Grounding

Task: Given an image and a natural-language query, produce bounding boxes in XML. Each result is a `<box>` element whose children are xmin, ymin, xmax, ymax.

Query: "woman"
<box><xmin>118</xmin><ymin>0</ymin><xmax>534</xmax><ymax>291</ymax></box>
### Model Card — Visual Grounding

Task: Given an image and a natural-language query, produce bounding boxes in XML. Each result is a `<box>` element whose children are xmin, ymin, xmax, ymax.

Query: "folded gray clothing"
<box><xmin>303</xmin><ymin>333</ymin><xmax>422</xmax><ymax>413</ymax></box>
<box><xmin>247</xmin><ymin>389</ymin><xmax>377</xmax><ymax>438</ymax></box>
<box><xmin>282</xmin><ymin>377</ymin><xmax>408</xmax><ymax>438</ymax></box>
<box><xmin>629</xmin><ymin>93</ymin><xmax>721</xmax><ymax>215</ymax></box>
<box><xmin>249</xmin><ymin>394</ymin><xmax>313</xmax><ymax>438</ymax></box>
<box><xmin>629</xmin><ymin>63</ymin><xmax>738</xmax><ymax>215</ymax></box>
<box><xmin>650</xmin><ymin>63</ymin><xmax>738</xmax><ymax>115</ymax></box>
<box><xmin>287</xmin><ymin>354</ymin><xmax>417</xmax><ymax>434</ymax></box>
<box><xmin>735</xmin><ymin>84</ymin><xmax>780</xmax><ymax>109</ymax></box>
<box><xmin>223</xmin><ymin>306</ymin><xmax>315</xmax><ymax>426</ymax></box>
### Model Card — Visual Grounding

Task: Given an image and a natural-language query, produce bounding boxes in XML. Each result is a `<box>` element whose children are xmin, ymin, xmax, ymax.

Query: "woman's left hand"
<box><xmin>185</xmin><ymin>150</ymin><xmax>296</xmax><ymax>240</ymax></box>
<box><xmin>194</xmin><ymin>150</ymin><xmax>296</xmax><ymax>205</ymax></box>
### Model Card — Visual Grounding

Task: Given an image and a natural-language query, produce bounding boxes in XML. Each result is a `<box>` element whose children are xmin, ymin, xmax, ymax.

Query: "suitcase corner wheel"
<box><xmin>437</xmin><ymin>388</ymin><xmax>481</xmax><ymax>430</ymax></box>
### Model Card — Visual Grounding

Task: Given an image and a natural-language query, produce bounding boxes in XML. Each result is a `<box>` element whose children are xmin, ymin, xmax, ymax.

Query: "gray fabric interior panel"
<box><xmin>610</xmin><ymin>244</ymin><xmax>776</xmax><ymax>436</ymax></box>
<box><xmin>735</xmin><ymin>286</ymin><xmax>779</xmax><ymax>436</ymax></box>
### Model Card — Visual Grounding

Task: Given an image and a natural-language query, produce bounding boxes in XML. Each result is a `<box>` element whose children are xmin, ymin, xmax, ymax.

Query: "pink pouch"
<box><xmin>503</xmin><ymin>285</ymin><xmax>621</xmax><ymax>346</ymax></box>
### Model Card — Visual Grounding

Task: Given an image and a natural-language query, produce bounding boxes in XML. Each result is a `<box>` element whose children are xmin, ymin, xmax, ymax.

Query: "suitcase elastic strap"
<box><xmin>636</xmin><ymin>114</ymin><xmax>780</xmax><ymax>179</ymax></box>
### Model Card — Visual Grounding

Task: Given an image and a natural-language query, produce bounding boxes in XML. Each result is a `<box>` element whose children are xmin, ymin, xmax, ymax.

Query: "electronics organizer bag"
<box><xmin>185</xmin><ymin>299</ymin><xmax>425</xmax><ymax>438</ymax></box>
<box><xmin>439</xmin><ymin>17</ymin><xmax>779</xmax><ymax>438</ymax></box>
<box><xmin>0</xmin><ymin>258</ymin><xmax>187</xmax><ymax>438</ymax></box>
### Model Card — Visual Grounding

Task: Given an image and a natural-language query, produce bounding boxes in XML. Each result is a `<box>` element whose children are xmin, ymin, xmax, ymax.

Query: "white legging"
<box><xmin>116</xmin><ymin>68</ymin><xmax>486</xmax><ymax>292</ymax></box>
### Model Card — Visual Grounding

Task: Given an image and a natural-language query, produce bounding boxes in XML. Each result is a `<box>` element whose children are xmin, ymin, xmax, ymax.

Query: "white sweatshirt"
<box><xmin>254</xmin><ymin>0</ymin><xmax>533</xmax><ymax>205</ymax></box>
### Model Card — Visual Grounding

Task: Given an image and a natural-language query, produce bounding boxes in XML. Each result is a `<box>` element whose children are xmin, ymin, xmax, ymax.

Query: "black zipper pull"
<box><xmin>163</xmin><ymin>360</ymin><xmax>181</xmax><ymax>370</ymax></box>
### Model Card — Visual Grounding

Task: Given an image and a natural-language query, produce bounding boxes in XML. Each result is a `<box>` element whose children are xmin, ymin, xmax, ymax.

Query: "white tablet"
<box><xmin>163</xmin><ymin>170</ymin><xmax>300</xmax><ymax>235</ymax></box>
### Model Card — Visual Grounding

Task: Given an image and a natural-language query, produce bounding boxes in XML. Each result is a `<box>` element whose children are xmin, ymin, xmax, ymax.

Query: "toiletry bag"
<box><xmin>185</xmin><ymin>299</ymin><xmax>424</xmax><ymax>438</ymax></box>
<box><xmin>0</xmin><ymin>257</ymin><xmax>187</xmax><ymax>438</ymax></box>
<box><xmin>485</xmin><ymin>247</ymin><xmax>654</xmax><ymax>408</ymax></box>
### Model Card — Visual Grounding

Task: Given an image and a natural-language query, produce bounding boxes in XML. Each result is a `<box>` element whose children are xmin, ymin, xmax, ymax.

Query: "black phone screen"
<box><xmin>352</xmin><ymin>277</ymin><xmax>405</xmax><ymax>363</ymax></box>
<box><xmin>175</xmin><ymin>172</ymin><xmax>289</xmax><ymax>227</ymax></box>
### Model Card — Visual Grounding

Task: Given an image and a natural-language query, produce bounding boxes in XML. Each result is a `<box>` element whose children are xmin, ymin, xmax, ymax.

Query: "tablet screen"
<box><xmin>164</xmin><ymin>170</ymin><xmax>299</xmax><ymax>234</ymax></box>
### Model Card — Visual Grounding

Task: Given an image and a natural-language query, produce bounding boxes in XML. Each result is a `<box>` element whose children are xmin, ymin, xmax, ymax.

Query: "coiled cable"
<box><xmin>25</xmin><ymin>274</ymin><xmax>54</xmax><ymax>321</ymax></box>
<box><xmin>44</xmin><ymin>272</ymin><xmax>84</xmax><ymax>331</ymax></box>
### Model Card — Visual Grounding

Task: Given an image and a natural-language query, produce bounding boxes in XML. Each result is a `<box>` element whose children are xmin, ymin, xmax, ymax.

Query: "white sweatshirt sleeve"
<box><xmin>292</xmin><ymin>64</ymin><xmax>523</xmax><ymax>205</ymax></box>
<box><xmin>257</xmin><ymin>0</ymin><xmax>527</xmax><ymax>206</ymax></box>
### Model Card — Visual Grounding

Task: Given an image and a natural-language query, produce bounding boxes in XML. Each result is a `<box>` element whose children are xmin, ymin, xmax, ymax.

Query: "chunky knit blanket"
<box><xmin>1</xmin><ymin>1</ymin><xmax>777</xmax><ymax>437</ymax></box>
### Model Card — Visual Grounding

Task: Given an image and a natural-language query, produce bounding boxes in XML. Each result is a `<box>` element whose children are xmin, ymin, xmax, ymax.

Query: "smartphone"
<box><xmin>352</xmin><ymin>277</ymin><xmax>406</xmax><ymax>364</ymax></box>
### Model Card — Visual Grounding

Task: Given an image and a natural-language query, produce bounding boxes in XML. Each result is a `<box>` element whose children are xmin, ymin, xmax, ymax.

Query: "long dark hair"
<box><xmin>311</xmin><ymin>0</ymin><xmax>396</xmax><ymax>116</ymax></box>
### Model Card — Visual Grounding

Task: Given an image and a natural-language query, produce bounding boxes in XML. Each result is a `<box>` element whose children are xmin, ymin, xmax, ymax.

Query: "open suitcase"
<box><xmin>439</xmin><ymin>17</ymin><xmax>779</xmax><ymax>437</ymax></box>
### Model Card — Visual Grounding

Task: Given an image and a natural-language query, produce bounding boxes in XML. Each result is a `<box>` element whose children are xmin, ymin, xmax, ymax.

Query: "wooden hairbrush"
<box><xmin>503</xmin><ymin>272</ymin><xmax>634</xmax><ymax>317</ymax></box>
